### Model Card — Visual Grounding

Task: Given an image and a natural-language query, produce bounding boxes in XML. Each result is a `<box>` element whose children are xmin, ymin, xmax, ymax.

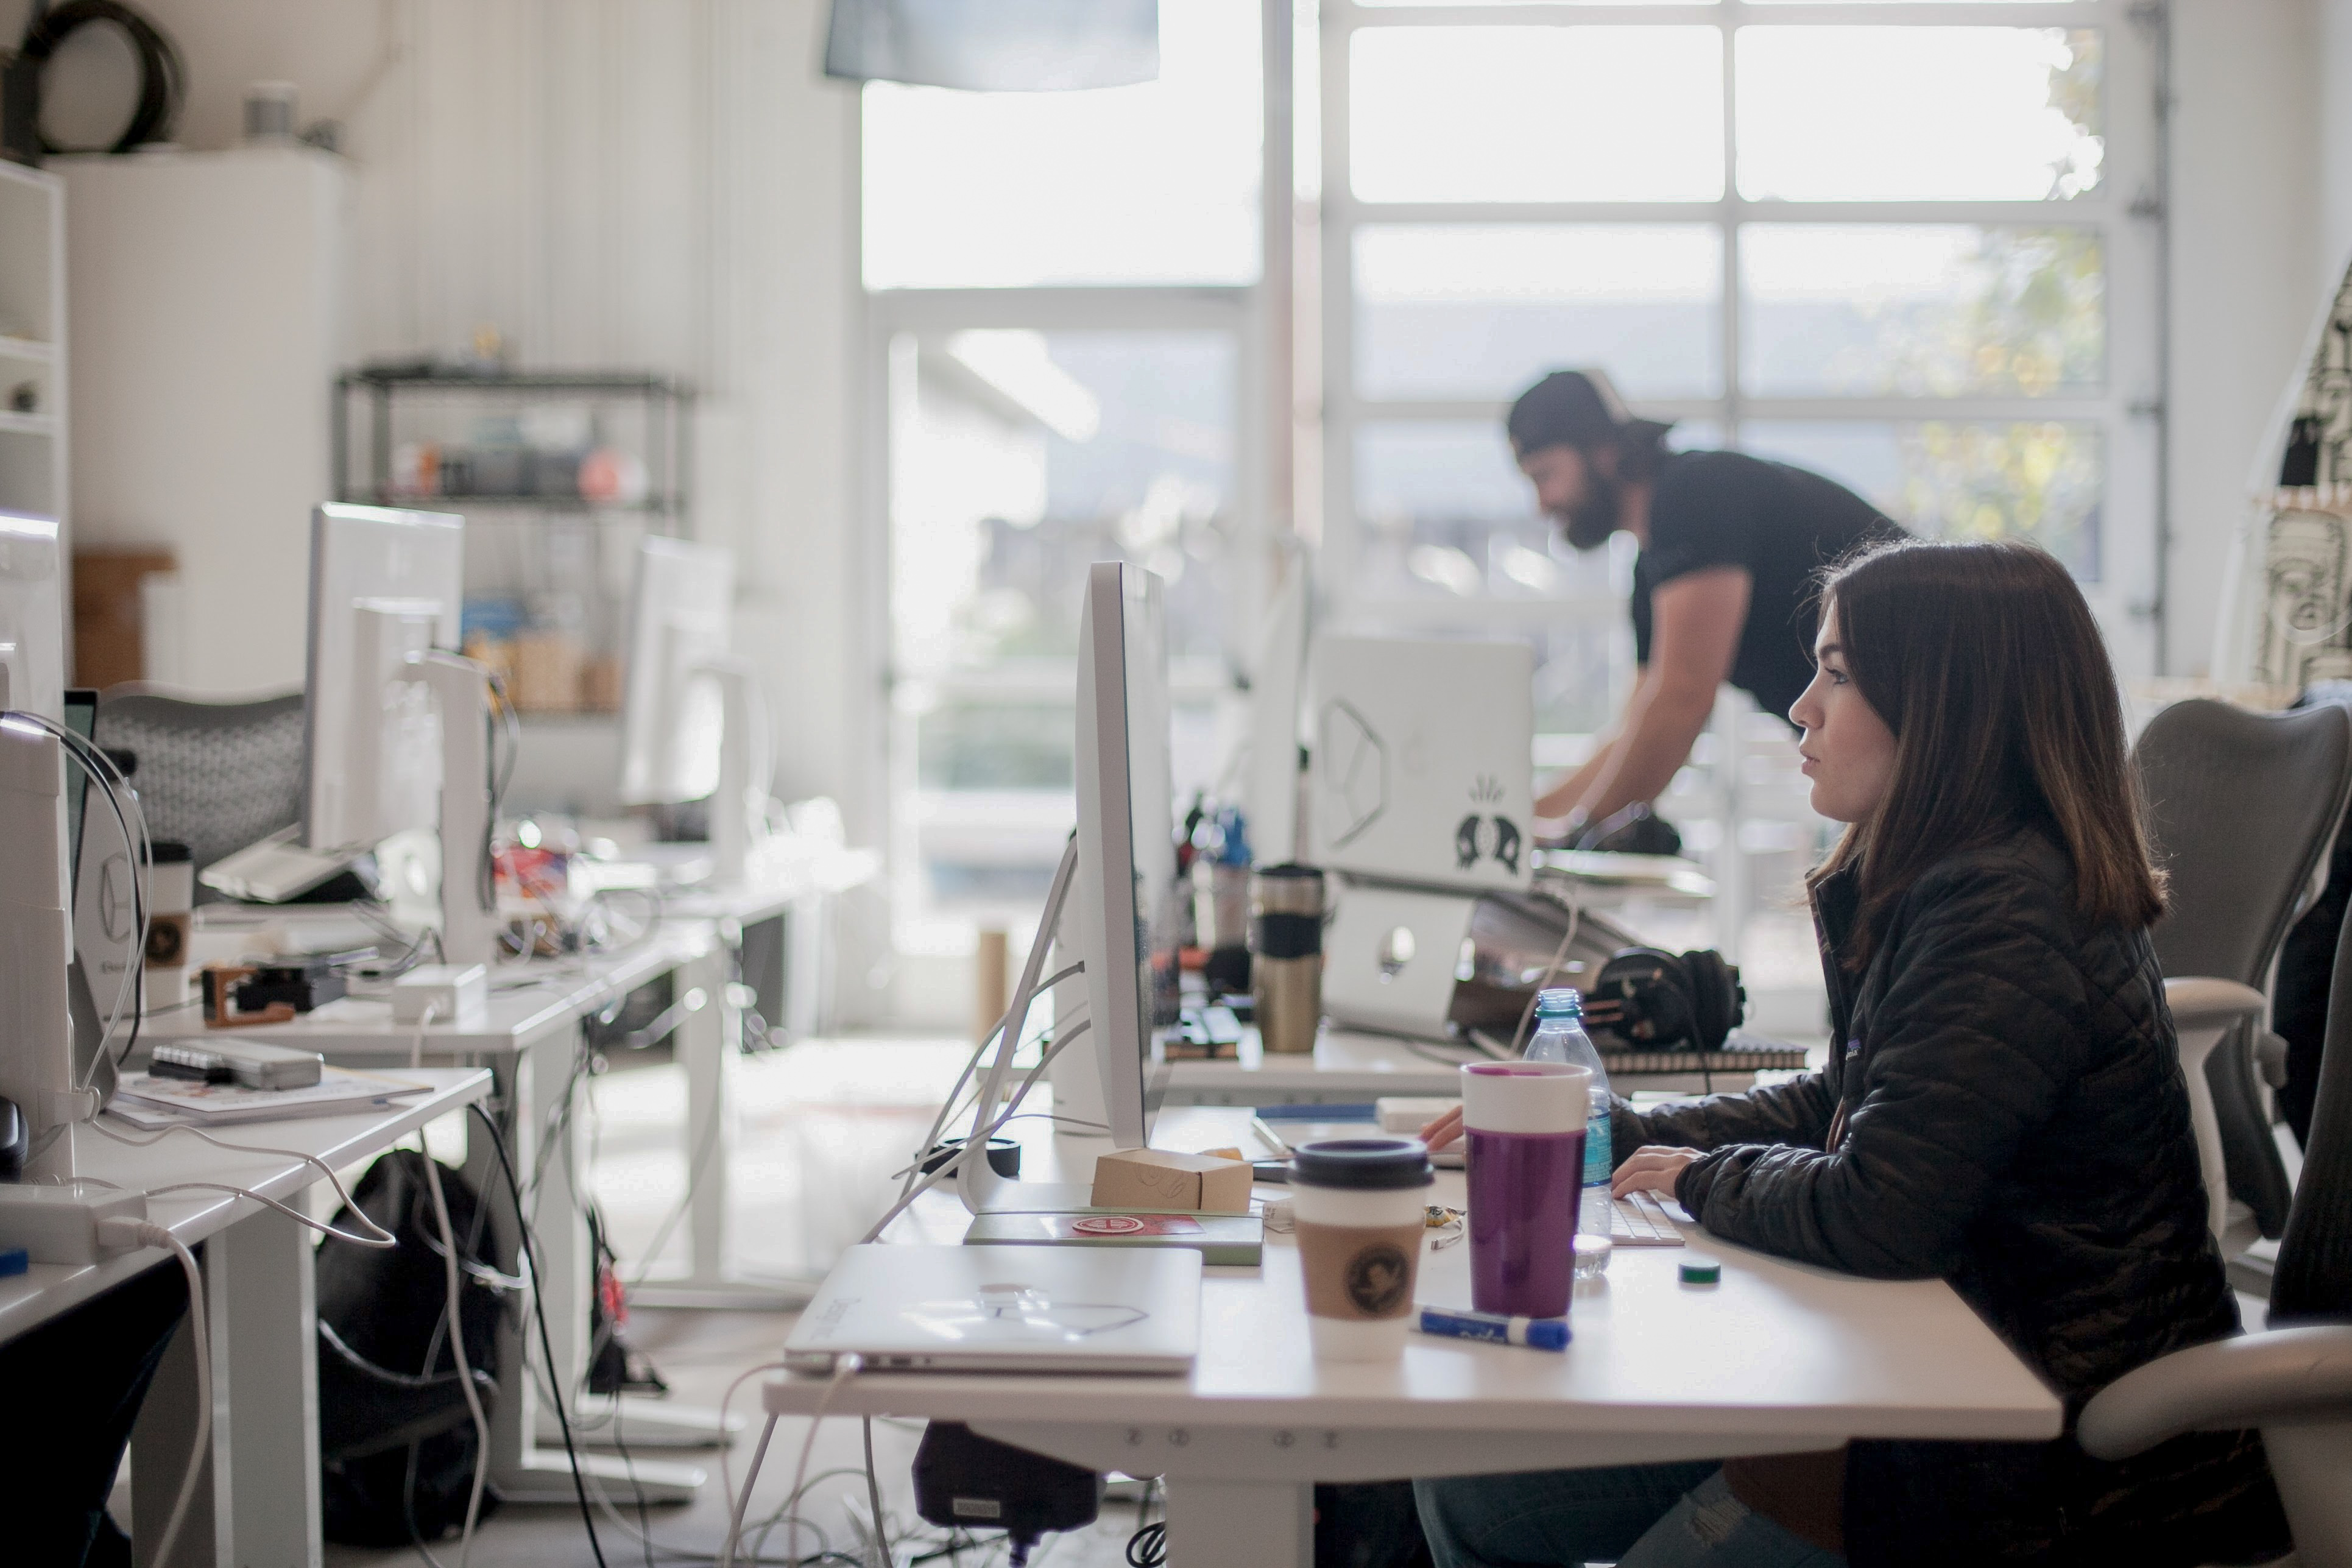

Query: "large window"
<box><xmin>1318</xmin><ymin>0</ymin><xmax>2158</xmax><ymax>1017</ymax></box>
<box><xmin>864</xmin><ymin>0</ymin><xmax>1268</xmax><ymax>953</ymax></box>
<box><xmin>863</xmin><ymin>1</ymin><xmax>2160</xmax><ymax>1018</ymax></box>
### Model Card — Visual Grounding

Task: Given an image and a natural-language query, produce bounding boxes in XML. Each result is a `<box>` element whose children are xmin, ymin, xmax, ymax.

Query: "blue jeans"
<box><xmin>1414</xmin><ymin>1465</ymin><xmax>1848</xmax><ymax>1568</ymax></box>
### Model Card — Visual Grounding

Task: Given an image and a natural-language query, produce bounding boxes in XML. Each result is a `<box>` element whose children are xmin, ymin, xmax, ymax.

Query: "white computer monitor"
<box><xmin>1071</xmin><ymin>560</ymin><xmax>1179</xmax><ymax>1151</ymax></box>
<box><xmin>300</xmin><ymin>504</ymin><xmax>465</xmax><ymax>852</ymax></box>
<box><xmin>1309</xmin><ymin>634</ymin><xmax>1534</xmax><ymax>892</ymax></box>
<box><xmin>0</xmin><ymin>510</ymin><xmax>65</xmax><ymax>721</ymax></box>
<box><xmin>618</xmin><ymin>537</ymin><xmax>736</xmax><ymax>808</ymax></box>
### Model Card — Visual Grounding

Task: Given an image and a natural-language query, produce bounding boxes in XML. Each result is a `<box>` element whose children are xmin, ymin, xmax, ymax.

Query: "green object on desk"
<box><xmin>1679</xmin><ymin>1255</ymin><xmax>1722</xmax><ymax>1285</ymax></box>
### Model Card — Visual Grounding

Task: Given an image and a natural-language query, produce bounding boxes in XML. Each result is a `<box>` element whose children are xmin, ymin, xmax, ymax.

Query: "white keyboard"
<box><xmin>1609</xmin><ymin>1190</ymin><xmax>1685</xmax><ymax>1247</ymax></box>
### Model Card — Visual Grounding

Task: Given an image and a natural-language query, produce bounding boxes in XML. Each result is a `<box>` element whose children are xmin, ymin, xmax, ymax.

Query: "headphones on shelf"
<box><xmin>1587</xmin><ymin>946</ymin><xmax>1746</xmax><ymax>1053</ymax></box>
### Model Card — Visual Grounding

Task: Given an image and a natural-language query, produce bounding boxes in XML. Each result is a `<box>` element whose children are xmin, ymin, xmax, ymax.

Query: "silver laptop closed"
<box><xmin>785</xmin><ymin>1244</ymin><xmax>1202</xmax><ymax>1376</ymax></box>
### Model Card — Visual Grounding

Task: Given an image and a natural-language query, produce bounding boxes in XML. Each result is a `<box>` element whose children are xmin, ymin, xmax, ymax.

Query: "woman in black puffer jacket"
<box><xmin>1414</xmin><ymin>540</ymin><xmax>2290</xmax><ymax>1568</ymax></box>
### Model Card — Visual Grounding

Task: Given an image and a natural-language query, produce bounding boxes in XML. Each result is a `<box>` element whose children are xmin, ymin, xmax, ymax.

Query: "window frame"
<box><xmin>1318</xmin><ymin>0</ymin><xmax>2164</xmax><ymax>668</ymax></box>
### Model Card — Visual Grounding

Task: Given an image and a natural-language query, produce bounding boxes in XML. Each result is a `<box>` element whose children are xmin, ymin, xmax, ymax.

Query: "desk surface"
<box><xmin>0</xmin><ymin>1067</ymin><xmax>493</xmax><ymax>1344</ymax></box>
<box><xmin>144</xmin><ymin>923</ymin><xmax>713</xmax><ymax>1057</ymax></box>
<box><xmin>766</xmin><ymin>1110</ymin><xmax>2061</xmax><ymax>1470</ymax></box>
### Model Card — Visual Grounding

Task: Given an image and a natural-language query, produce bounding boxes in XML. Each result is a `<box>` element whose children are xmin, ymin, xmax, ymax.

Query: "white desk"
<box><xmin>765</xmin><ymin>1112</ymin><xmax>2061</xmax><ymax>1568</ymax></box>
<box><xmin>146</xmin><ymin>922</ymin><xmax>726</xmax><ymax>1498</ymax></box>
<box><xmin>0</xmin><ymin>1068</ymin><xmax>491</xmax><ymax>1568</ymax></box>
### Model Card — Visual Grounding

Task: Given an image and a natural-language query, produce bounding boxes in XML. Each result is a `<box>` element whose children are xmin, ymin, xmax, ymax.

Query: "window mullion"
<box><xmin>1721</xmin><ymin>4</ymin><xmax>1743</xmax><ymax>442</ymax></box>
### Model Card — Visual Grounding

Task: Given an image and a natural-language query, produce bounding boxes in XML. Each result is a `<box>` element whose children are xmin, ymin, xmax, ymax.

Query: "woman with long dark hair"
<box><xmin>1414</xmin><ymin>539</ymin><xmax>2289</xmax><ymax>1567</ymax></box>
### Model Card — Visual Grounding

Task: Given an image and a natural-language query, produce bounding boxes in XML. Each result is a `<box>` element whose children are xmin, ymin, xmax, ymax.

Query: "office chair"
<box><xmin>2135</xmin><ymin>699</ymin><xmax>2352</xmax><ymax>1240</ymax></box>
<box><xmin>91</xmin><ymin>687</ymin><xmax>306</xmax><ymax>897</ymax></box>
<box><xmin>2079</xmin><ymin>902</ymin><xmax>2352</xmax><ymax>1568</ymax></box>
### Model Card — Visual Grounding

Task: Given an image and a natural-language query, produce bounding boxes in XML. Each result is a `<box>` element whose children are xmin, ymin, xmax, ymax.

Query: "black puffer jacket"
<box><xmin>1612</xmin><ymin>825</ymin><xmax>2289</xmax><ymax>1567</ymax></box>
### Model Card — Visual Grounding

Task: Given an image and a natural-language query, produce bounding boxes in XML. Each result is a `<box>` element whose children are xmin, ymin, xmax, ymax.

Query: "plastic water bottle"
<box><xmin>1524</xmin><ymin>987</ymin><xmax>1613</xmax><ymax>1239</ymax></box>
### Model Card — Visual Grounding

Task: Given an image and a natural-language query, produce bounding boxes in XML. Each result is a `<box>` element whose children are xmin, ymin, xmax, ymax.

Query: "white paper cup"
<box><xmin>1288</xmin><ymin>1137</ymin><xmax>1435</xmax><ymax>1362</ymax></box>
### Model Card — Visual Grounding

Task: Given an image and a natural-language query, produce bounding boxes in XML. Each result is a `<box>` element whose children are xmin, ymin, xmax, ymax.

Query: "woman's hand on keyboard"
<box><xmin>1611</xmin><ymin>1145</ymin><xmax>1702</xmax><ymax>1200</ymax></box>
<box><xmin>1418</xmin><ymin>1104</ymin><xmax>1466</xmax><ymax>1153</ymax></box>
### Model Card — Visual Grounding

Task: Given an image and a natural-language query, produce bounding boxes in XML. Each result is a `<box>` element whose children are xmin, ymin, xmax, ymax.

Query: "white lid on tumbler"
<box><xmin>1460</xmin><ymin>1060</ymin><xmax>1592</xmax><ymax>1135</ymax></box>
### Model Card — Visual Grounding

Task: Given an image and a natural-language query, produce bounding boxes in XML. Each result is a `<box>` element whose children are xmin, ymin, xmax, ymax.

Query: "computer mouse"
<box><xmin>0</xmin><ymin>1095</ymin><xmax>23</xmax><ymax>1181</ymax></box>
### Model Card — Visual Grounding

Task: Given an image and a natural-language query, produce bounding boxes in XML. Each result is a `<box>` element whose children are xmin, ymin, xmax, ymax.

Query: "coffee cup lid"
<box><xmin>1288</xmin><ymin>1136</ymin><xmax>1433</xmax><ymax>1190</ymax></box>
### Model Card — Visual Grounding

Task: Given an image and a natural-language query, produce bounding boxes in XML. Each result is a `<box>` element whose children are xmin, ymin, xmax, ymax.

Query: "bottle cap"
<box><xmin>1525</xmin><ymin>1318</ymin><xmax>1571</xmax><ymax>1351</ymax></box>
<box><xmin>1534</xmin><ymin>987</ymin><xmax>1583</xmax><ymax>1017</ymax></box>
<box><xmin>1679</xmin><ymin>1256</ymin><xmax>1722</xmax><ymax>1286</ymax></box>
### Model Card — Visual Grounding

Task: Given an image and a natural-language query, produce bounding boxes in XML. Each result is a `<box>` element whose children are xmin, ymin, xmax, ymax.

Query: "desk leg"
<box><xmin>132</xmin><ymin>1246</ymin><xmax>219</xmax><ymax>1566</ymax></box>
<box><xmin>480</xmin><ymin>1039</ymin><xmax>705</xmax><ymax>1503</ymax></box>
<box><xmin>1163</xmin><ymin>1479</ymin><xmax>1313</xmax><ymax>1568</ymax></box>
<box><xmin>130</xmin><ymin>1210</ymin><xmax>323</xmax><ymax>1567</ymax></box>
<box><xmin>629</xmin><ymin>942</ymin><xmax>812</xmax><ymax>1316</ymax></box>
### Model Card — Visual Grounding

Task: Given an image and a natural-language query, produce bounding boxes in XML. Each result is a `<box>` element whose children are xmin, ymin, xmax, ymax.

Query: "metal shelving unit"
<box><xmin>331</xmin><ymin>369</ymin><xmax>694</xmax><ymax>718</ymax></box>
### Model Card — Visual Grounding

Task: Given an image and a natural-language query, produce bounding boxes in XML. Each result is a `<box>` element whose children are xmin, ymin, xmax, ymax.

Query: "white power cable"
<box><xmin>718</xmin><ymin>1354</ymin><xmax>865</xmax><ymax>1568</ymax></box>
<box><xmin>419</xmin><ymin>1144</ymin><xmax>489</xmax><ymax>1568</ymax></box>
<box><xmin>97</xmin><ymin>1220</ymin><xmax>207</xmax><ymax>1568</ymax></box>
<box><xmin>86</xmin><ymin>1116</ymin><xmax>400</xmax><ymax>1249</ymax></box>
<box><xmin>899</xmin><ymin>963</ymin><xmax>1087</xmax><ymax>1204</ymax></box>
<box><xmin>858</xmin><ymin>1019</ymin><xmax>1092</xmax><ymax>1245</ymax></box>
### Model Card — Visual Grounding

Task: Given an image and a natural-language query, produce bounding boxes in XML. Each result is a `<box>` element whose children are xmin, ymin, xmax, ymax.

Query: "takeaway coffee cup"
<box><xmin>1288</xmin><ymin>1136</ymin><xmax>1435</xmax><ymax>1361</ymax></box>
<box><xmin>1461</xmin><ymin>1060</ymin><xmax>1591</xmax><ymax>1320</ymax></box>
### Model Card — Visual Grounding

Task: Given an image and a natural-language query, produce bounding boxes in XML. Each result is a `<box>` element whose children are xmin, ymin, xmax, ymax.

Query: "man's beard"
<box><xmin>1560</xmin><ymin>468</ymin><xmax>1621</xmax><ymax>551</ymax></box>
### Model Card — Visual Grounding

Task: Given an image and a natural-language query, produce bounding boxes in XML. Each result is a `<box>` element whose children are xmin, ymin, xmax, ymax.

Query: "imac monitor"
<box><xmin>1073</xmin><ymin>561</ymin><xmax>1179</xmax><ymax>1151</ymax></box>
<box><xmin>300</xmin><ymin>504</ymin><xmax>465</xmax><ymax>852</ymax></box>
<box><xmin>0</xmin><ymin>510</ymin><xmax>65</xmax><ymax>721</ymax></box>
<box><xmin>1310</xmin><ymin>635</ymin><xmax>1534</xmax><ymax>892</ymax></box>
<box><xmin>619</xmin><ymin>537</ymin><xmax>735</xmax><ymax>807</ymax></box>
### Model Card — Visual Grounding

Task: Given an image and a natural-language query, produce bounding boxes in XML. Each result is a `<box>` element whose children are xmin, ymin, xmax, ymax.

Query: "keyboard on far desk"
<box><xmin>1610</xmin><ymin>1190</ymin><xmax>1685</xmax><ymax>1246</ymax></box>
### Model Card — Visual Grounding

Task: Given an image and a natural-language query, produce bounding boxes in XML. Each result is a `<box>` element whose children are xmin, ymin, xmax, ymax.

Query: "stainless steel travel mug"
<box><xmin>1251</xmin><ymin>864</ymin><xmax>1324</xmax><ymax>1054</ymax></box>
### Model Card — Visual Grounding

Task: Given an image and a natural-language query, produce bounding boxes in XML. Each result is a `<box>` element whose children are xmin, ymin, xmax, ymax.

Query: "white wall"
<box><xmin>107</xmin><ymin>0</ymin><xmax>886</xmax><ymax>1015</ymax></box>
<box><xmin>2166</xmin><ymin>0</ymin><xmax>2323</xmax><ymax>676</ymax></box>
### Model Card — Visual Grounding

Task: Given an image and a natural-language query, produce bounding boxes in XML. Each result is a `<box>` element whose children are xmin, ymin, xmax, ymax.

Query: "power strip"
<box><xmin>0</xmin><ymin>1187</ymin><xmax>150</xmax><ymax>1264</ymax></box>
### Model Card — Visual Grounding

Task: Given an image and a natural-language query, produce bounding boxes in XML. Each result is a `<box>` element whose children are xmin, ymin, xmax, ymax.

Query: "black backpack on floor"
<box><xmin>314</xmin><ymin>1149</ymin><xmax>510</xmax><ymax>1547</ymax></box>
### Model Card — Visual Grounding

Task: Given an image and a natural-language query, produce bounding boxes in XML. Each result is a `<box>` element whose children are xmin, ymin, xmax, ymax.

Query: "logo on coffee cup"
<box><xmin>1345</xmin><ymin>1243</ymin><xmax>1412</xmax><ymax>1316</ymax></box>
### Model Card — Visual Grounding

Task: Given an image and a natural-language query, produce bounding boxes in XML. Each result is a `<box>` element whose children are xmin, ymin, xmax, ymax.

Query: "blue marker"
<box><xmin>1416</xmin><ymin>1305</ymin><xmax>1570</xmax><ymax>1351</ymax></box>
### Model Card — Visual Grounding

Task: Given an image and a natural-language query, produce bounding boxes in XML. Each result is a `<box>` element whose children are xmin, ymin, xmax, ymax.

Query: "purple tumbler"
<box><xmin>1461</xmin><ymin>1060</ymin><xmax>1592</xmax><ymax>1319</ymax></box>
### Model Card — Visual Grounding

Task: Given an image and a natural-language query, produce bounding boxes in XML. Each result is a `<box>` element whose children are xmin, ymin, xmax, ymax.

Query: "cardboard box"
<box><xmin>1089</xmin><ymin>1148</ymin><xmax>1254</xmax><ymax>1215</ymax></box>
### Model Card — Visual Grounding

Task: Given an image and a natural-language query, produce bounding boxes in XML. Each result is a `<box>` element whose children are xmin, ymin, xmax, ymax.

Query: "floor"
<box><xmin>314</xmin><ymin>1036</ymin><xmax>1158</xmax><ymax>1567</ymax></box>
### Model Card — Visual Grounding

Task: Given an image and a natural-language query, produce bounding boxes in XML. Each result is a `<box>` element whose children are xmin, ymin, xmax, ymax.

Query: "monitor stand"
<box><xmin>403</xmin><ymin>652</ymin><xmax>500</xmax><ymax>969</ymax></box>
<box><xmin>698</xmin><ymin>659</ymin><xmax>767</xmax><ymax>889</ymax></box>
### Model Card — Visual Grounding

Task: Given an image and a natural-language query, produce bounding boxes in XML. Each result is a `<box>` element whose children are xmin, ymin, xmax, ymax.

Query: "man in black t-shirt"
<box><xmin>1508</xmin><ymin>370</ymin><xmax>1902</xmax><ymax>838</ymax></box>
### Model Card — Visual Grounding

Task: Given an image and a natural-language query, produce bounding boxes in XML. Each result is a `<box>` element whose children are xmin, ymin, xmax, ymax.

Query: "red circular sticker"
<box><xmin>1071</xmin><ymin>1215</ymin><xmax>1147</xmax><ymax>1235</ymax></box>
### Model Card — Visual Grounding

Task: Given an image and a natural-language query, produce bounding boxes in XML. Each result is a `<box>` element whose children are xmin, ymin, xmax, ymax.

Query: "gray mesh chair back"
<box><xmin>93</xmin><ymin>690</ymin><xmax>307</xmax><ymax>892</ymax></box>
<box><xmin>2135</xmin><ymin>698</ymin><xmax>2352</xmax><ymax>1235</ymax></box>
<box><xmin>2273</xmin><ymin>902</ymin><xmax>2352</xmax><ymax>1324</ymax></box>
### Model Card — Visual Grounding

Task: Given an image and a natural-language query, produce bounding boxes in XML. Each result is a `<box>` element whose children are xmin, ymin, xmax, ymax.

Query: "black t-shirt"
<box><xmin>1630</xmin><ymin>450</ymin><xmax>1902</xmax><ymax>726</ymax></box>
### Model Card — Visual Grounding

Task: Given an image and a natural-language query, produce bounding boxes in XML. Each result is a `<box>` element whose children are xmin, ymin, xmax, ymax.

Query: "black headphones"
<box><xmin>1586</xmin><ymin>947</ymin><xmax>1745</xmax><ymax>1052</ymax></box>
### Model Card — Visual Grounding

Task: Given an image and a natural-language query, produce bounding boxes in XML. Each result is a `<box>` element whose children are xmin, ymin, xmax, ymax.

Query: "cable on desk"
<box><xmin>469</xmin><ymin>1100</ymin><xmax>612</xmax><ymax>1568</ymax></box>
<box><xmin>859</xmin><ymin>1019</ymin><xmax>1092</xmax><ymax>1245</ymax></box>
<box><xmin>87</xmin><ymin>1115</ymin><xmax>401</xmax><ymax>1248</ymax></box>
<box><xmin>1125</xmin><ymin>1478</ymin><xmax>1166</xmax><ymax>1568</ymax></box>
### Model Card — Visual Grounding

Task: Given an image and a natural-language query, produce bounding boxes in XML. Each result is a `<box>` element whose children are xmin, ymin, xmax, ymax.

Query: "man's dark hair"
<box><xmin>1507</xmin><ymin>370</ymin><xmax>1675</xmax><ymax>481</ymax></box>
